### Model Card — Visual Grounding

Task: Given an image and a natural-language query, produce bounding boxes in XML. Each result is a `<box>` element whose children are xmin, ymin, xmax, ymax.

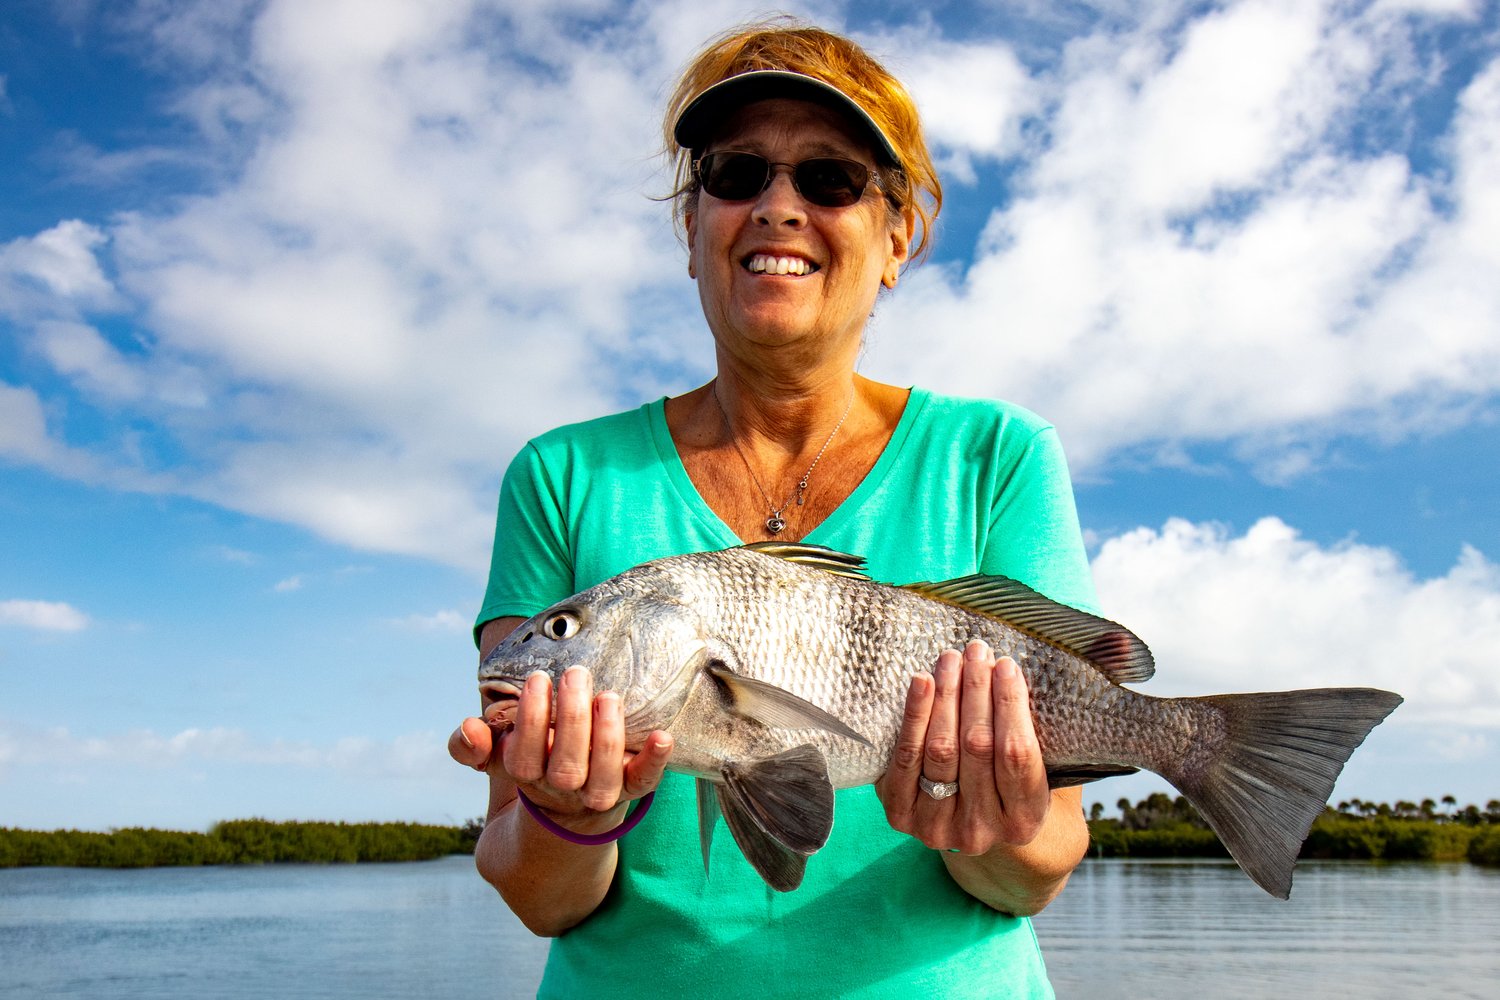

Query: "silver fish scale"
<box><xmin>479</xmin><ymin>544</ymin><xmax>1403</xmax><ymax>899</ymax></box>
<box><xmin>658</xmin><ymin>548</ymin><xmax>1191</xmax><ymax>788</ymax></box>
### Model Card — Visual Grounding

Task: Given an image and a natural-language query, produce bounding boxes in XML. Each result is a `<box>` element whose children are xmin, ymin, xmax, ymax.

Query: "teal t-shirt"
<box><xmin>478</xmin><ymin>388</ymin><xmax>1097</xmax><ymax>999</ymax></box>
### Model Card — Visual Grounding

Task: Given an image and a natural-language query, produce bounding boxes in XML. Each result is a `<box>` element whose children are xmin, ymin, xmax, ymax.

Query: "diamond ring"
<box><xmin>919</xmin><ymin>775</ymin><xmax>959</xmax><ymax>800</ymax></box>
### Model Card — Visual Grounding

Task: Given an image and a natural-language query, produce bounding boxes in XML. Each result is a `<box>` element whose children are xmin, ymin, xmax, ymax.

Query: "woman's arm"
<box><xmin>449</xmin><ymin>617</ymin><xmax>673</xmax><ymax>936</ymax></box>
<box><xmin>875</xmin><ymin>641</ymin><xmax>1089</xmax><ymax>916</ymax></box>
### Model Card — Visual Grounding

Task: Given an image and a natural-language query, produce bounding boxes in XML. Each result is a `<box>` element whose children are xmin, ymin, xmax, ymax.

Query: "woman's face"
<box><xmin>686</xmin><ymin>98</ymin><xmax>911</xmax><ymax>364</ymax></box>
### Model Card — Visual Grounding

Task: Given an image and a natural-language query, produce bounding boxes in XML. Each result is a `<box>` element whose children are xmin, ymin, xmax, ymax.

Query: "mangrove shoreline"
<box><xmin>4</xmin><ymin>796</ymin><xmax>1499</xmax><ymax>869</ymax></box>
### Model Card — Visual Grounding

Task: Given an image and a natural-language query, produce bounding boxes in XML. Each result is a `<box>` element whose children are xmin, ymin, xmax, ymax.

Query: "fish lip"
<box><xmin>480</xmin><ymin>680</ymin><xmax>523</xmax><ymax>725</ymax></box>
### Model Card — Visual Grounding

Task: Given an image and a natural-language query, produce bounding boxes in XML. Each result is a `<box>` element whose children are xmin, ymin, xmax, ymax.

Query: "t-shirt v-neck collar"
<box><xmin>646</xmin><ymin>387</ymin><xmax>931</xmax><ymax>547</ymax></box>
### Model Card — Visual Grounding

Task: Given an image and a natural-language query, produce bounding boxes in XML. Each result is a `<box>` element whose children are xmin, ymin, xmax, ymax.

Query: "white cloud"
<box><xmin>0</xmin><ymin>599</ymin><xmax>90</xmax><ymax>632</ymax></box>
<box><xmin>0</xmin><ymin>220</ymin><xmax>118</xmax><ymax>318</ymax></box>
<box><xmin>865</xmin><ymin>1</ymin><xmax>1500</xmax><ymax>475</ymax></box>
<box><xmin>1090</xmin><ymin>517</ymin><xmax>1500</xmax><ymax>727</ymax></box>
<box><xmin>1</xmin><ymin>0</ymin><xmax>1496</xmax><ymax>568</ymax></box>
<box><xmin>272</xmin><ymin>575</ymin><xmax>303</xmax><ymax>592</ymax></box>
<box><xmin>0</xmin><ymin>722</ymin><xmax>452</xmax><ymax>780</ymax></box>
<box><xmin>390</xmin><ymin>609</ymin><xmax>471</xmax><ymax>632</ymax></box>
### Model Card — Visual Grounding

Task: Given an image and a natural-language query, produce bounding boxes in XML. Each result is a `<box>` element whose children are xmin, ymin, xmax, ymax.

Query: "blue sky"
<box><xmin>1</xmin><ymin>0</ymin><xmax>1497</xmax><ymax>832</ymax></box>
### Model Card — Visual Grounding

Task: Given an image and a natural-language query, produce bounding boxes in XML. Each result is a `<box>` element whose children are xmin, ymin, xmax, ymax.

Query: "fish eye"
<box><xmin>542</xmin><ymin>611</ymin><xmax>580</xmax><ymax>640</ymax></box>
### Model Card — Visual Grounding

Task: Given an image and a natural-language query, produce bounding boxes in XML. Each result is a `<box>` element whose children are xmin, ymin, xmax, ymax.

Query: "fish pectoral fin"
<box><xmin>717</xmin><ymin>744</ymin><xmax>834</xmax><ymax>892</ymax></box>
<box><xmin>1046</xmin><ymin>763</ymin><xmax>1141</xmax><ymax>788</ymax></box>
<box><xmin>705</xmin><ymin>664</ymin><xmax>872</xmax><ymax>746</ymax></box>
<box><xmin>696</xmin><ymin>777</ymin><xmax>719</xmax><ymax>878</ymax></box>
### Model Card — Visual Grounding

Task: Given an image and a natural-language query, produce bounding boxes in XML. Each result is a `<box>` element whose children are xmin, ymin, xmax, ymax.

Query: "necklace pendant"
<box><xmin>765</xmin><ymin>516</ymin><xmax>786</xmax><ymax>534</ymax></box>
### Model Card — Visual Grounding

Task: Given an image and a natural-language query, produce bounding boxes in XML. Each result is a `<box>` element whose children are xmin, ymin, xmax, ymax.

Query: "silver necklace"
<box><xmin>712</xmin><ymin>383</ymin><xmax>854</xmax><ymax>535</ymax></box>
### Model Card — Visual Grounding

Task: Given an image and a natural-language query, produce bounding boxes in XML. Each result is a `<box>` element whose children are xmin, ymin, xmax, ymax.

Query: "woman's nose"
<box><xmin>753</xmin><ymin>167</ymin><xmax>807</xmax><ymax>227</ymax></box>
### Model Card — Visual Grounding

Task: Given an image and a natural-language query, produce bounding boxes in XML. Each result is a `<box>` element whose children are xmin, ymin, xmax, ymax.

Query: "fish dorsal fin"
<box><xmin>902</xmin><ymin>575</ymin><xmax>1155</xmax><ymax>684</ymax></box>
<box><xmin>740</xmin><ymin>542</ymin><xmax>871</xmax><ymax>580</ymax></box>
<box><xmin>706</xmin><ymin>663</ymin><xmax>872</xmax><ymax>746</ymax></box>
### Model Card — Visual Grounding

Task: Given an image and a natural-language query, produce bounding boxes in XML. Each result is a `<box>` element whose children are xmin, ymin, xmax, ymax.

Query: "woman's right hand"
<box><xmin>448</xmin><ymin>665</ymin><xmax>673</xmax><ymax>831</ymax></box>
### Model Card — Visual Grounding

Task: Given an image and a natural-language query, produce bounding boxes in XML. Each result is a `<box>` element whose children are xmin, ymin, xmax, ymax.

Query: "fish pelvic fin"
<box><xmin>706</xmin><ymin>663</ymin><xmax>872</xmax><ymax>746</ymax></box>
<box><xmin>902</xmin><ymin>575</ymin><xmax>1156</xmax><ymax>684</ymax></box>
<box><xmin>696</xmin><ymin>777</ymin><xmax>719</xmax><ymax>879</ymax></box>
<box><xmin>717</xmin><ymin>743</ymin><xmax>835</xmax><ymax>892</ymax></box>
<box><xmin>1167</xmin><ymin>687</ymin><xmax>1403</xmax><ymax>899</ymax></box>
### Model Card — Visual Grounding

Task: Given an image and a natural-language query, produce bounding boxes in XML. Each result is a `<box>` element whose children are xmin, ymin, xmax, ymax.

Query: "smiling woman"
<box><xmin>448</xmin><ymin>18</ymin><xmax>1099</xmax><ymax>1000</ymax></box>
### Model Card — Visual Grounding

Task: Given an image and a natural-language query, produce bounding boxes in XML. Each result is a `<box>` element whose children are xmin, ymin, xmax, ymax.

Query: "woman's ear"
<box><xmin>883</xmin><ymin>212</ymin><xmax>913</xmax><ymax>288</ymax></box>
<box><xmin>686</xmin><ymin>211</ymin><xmax>698</xmax><ymax>279</ymax></box>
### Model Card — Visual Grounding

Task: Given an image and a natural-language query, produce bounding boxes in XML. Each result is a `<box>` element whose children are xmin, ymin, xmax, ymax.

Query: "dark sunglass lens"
<box><xmin>701</xmin><ymin>153</ymin><xmax>769</xmax><ymax>200</ymax></box>
<box><xmin>796</xmin><ymin>158</ymin><xmax>867</xmax><ymax>207</ymax></box>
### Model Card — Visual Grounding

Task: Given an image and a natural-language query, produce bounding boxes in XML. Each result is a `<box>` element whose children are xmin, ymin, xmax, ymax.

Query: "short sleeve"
<box><xmin>982</xmin><ymin>426</ymin><xmax>1099</xmax><ymax>616</ymax></box>
<box><xmin>473</xmin><ymin>442</ymin><xmax>575</xmax><ymax>645</ymax></box>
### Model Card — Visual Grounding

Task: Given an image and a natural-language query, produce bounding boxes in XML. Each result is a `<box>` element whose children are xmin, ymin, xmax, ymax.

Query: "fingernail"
<box><xmin>965</xmin><ymin>640</ymin><xmax>991</xmax><ymax>661</ymax></box>
<box><xmin>995</xmin><ymin>656</ymin><xmax>1017</xmax><ymax>679</ymax></box>
<box><xmin>457</xmin><ymin>725</ymin><xmax>474</xmax><ymax>749</ymax></box>
<box><xmin>562</xmin><ymin>664</ymin><xmax>586</xmax><ymax>688</ymax></box>
<box><xmin>525</xmin><ymin>671</ymin><xmax>549</xmax><ymax>694</ymax></box>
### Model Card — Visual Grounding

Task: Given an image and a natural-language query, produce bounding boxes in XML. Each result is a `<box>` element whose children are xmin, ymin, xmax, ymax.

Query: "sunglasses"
<box><xmin>693</xmin><ymin>151</ymin><xmax>882</xmax><ymax>208</ymax></box>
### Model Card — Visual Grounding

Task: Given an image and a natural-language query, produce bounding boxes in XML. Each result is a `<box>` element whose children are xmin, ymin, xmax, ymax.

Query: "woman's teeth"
<box><xmin>746</xmin><ymin>254</ymin><xmax>816</xmax><ymax>275</ymax></box>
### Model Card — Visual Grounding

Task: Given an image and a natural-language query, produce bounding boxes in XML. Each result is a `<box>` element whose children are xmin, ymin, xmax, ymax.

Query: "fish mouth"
<box><xmin>480</xmin><ymin>680</ymin><xmax>522</xmax><ymax>728</ymax></box>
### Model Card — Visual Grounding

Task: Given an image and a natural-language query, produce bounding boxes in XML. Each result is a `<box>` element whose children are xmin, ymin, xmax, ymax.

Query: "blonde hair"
<box><xmin>663</xmin><ymin>18</ymin><xmax>942</xmax><ymax>263</ymax></box>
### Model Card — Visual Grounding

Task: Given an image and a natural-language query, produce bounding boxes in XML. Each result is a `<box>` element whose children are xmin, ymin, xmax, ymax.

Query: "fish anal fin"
<box><xmin>706</xmin><ymin>664</ymin><xmax>871</xmax><ymax>746</ymax></box>
<box><xmin>902</xmin><ymin>575</ymin><xmax>1156</xmax><ymax>684</ymax></box>
<box><xmin>1046</xmin><ymin>763</ymin><xmax>1140</xmax><ymax>788</ymax></box>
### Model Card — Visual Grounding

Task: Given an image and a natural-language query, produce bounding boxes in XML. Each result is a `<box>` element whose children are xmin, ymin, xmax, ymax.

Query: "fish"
<box><xmin>477</xmin><ymin>542</ymin><xmax>1402</xmax><ymax>898</ymax></box>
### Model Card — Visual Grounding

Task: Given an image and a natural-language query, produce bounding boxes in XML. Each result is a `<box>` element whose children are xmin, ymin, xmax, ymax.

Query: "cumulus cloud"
<box><xmin>0</xmin><ymin>0</ymin><xmax>1495</xmax><ymax>568</ymax></box>
<box><xmin>1090</xmin><ymin>517</ymin><xmax>1500</xmax><ymax>727</ymax></box>
<box><xmin>0</xmin><ymin>599</ymin><xmax>90</xmax><ymax>632</ymax></box>
<box><xmin>866</xmin><ymin>0</ymin><xmax>1500</xmax><ymax>475</ymax></box>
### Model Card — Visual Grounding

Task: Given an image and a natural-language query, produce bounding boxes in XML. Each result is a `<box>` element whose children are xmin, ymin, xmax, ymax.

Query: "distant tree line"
<box><xmin>0</xmin><ymin>818</ymin><xmax>485</xmax><ymax>869</ymax></box>
<box><xmin>1087</xmin><ymin>793</ymin><xmax>1500</xmax><ymax>867</ymax></box>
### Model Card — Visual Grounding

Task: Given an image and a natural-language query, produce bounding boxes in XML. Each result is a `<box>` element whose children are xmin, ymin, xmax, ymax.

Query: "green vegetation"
<box><xmin>0</xmin><ymin>818</ymin><xmax>484</xmax><ymax>869</ymax></box>
<box><xmin>1088</xmin><ymin>794</ymin><xmax>1500</xmax><ymax>865</ymax></box>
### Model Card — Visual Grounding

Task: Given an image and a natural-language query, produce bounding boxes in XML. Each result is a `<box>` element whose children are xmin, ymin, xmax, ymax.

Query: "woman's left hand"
<box><xmin>875</xmin><ymin>639</ymin><xmax>1052</xmax><ymax>855</ymax></box>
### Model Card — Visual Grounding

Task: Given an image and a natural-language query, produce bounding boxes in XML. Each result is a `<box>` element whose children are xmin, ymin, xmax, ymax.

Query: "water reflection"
<box><xmin>3</xmin><ymin>856</ymin><xmax>1496</xmax><ymax>998</ymax></box>
<box><xmin>1034</xmin><ymin>859</ymin><xmax>1500</xmax><ymax>999</ymax></box>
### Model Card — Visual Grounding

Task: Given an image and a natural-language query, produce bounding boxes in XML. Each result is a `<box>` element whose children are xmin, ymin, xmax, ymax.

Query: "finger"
<box><xmin>992</xmin><ymin>656</ymin><xmax>1050</xmax><ymax>840</ymax></box>
<box><xmin>880</xmin><ymin>671</ymin><xmax>933</xmax><ymax>805</ymax></box>
<box><xmin>546</xmin><ymin>666</ymin><xmax>593</xmax><ymax>792</ymax></box>
<box><xmin>922</xmin><ymin>649</ymin><xmax>962</xmax><ymax>785</ymax></box>
<box><xmin>956</xmin><ymin>641</ymin><xmax>1000</xmax><ymax>816</ymax></box>
<box><xmin>448</xmin><ymin>717</ymin><xmax>493</xmax><ymax>771</ymax></box>
<box><xmin>581</xmin><ymin>691</ymin><xmax>625</xmax><ymax>812</ymax></box>
<box><xmin>621</xmin><ymin>730</ymin><xmax>674</xmax><ymax>799</ymax></box>
<box><xmin>502</xmin><ymin>671</ymin><xmax>552</xmax><ymax>783</ymax></box>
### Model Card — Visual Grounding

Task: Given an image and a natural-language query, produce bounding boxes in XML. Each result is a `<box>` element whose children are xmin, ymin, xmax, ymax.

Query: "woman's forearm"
<box><xmin>475</xmin><ymin>778</ymin><xmax>626</xmax><ymax>936</ymax></box>
<box><xmin>939</xmin><ymin>786</ymin><xmax>1090</xmax><ymax>916</ymax></box>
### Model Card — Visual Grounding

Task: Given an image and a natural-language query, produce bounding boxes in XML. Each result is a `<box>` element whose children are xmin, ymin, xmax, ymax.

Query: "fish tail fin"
<box><xmin>1164</xmin><ymin>687</ymin><xmax>1401</xmax><ymax>899</ymax></box>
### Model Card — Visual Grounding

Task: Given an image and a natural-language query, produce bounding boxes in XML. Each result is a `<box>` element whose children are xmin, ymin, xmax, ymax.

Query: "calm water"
<box><xmin>2</xmin><ymin>856</ymin><xmax>1497</xmax><ymax>998</ymax></box>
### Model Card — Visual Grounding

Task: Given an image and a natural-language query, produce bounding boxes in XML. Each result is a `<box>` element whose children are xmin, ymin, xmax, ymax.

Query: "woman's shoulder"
<box><xmin>524</xmin><ymin>398</ymin><xmax>664</xmax><ymax>456</ymax></box>
<box><xmin>906</xmin><ymin>387</ymin><xmax>1056</xmax><ymax>440</ymax></box>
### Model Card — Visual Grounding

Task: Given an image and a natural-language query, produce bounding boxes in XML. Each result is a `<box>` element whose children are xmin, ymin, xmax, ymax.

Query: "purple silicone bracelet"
<box><xmin>515</xmin><ymin>788</ymin><xmax>656</xmax><ymax>846</ymax></box>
